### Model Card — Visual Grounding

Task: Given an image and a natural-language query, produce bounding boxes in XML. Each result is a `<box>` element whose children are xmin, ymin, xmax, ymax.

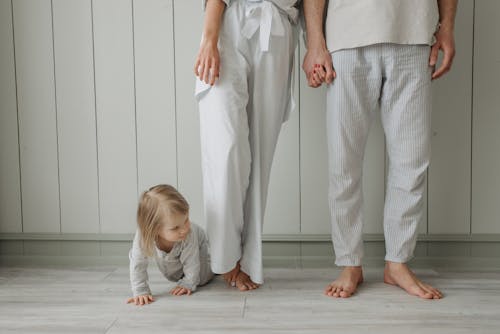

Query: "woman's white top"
<box><xmin>203</xmin><ymin>0</ymin><xmax>300</xmax><ymax>23</ymax></box>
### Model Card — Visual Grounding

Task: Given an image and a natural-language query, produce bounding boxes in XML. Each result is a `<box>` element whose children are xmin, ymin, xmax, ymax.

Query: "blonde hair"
<box><xmin>136</xmin><ymin>184</ymin><xmax>189</xmax><ymax>256</ymax></box>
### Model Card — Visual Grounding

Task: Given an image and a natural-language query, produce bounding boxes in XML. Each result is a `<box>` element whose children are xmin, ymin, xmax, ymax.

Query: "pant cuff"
<box><xmin>334</xmin><ymin>256</ymin><xmax>362</xmax><ymax>267</ymax></box>
<box><xmin>384</xmin><ymin>254</ymin><xmax>414</xmax><ymax>264</ymax></box>
<box><xmin>210</xmin><ymin>258</ymin><xmax>240</xmax><ymax>275</ymax></box>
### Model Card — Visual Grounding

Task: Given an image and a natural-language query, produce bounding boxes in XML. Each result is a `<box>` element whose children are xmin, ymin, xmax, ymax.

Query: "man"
<box><xmin>302</xmin><ymin>0</ymin><xmax>457</xmax><ymax>299</ymax></box>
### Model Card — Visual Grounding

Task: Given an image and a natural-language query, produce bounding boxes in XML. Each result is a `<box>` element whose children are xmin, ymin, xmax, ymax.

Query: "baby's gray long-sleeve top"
<box><xmin>129</xmin><ymin>223</ymin><xmax>212</xmax><ymax>297</ymax></box>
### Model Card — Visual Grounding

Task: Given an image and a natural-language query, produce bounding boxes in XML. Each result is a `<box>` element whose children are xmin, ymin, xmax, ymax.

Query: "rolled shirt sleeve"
<box><xmin>129</xmin><ymin>231</ymin><xmax>152</xmax><ymax>297</ymax></box>
<box><xmin>176</xmin><ymin>230</ymin><xmax>201</xmax><ymax>291</ymax></box>
<box><xmin>203</xmin><ymin>0</ymin><xmax>231</xmax><ymax>10</ymax></box>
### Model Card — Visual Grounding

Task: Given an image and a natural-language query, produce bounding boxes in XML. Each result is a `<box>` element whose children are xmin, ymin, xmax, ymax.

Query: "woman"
<box><xmin>194</xmin><ymin>0</ymin><xmax>299</xmax><ymax>290</ymax></box>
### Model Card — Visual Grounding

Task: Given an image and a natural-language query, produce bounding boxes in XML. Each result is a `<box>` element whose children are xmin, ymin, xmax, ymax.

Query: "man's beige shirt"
<box><xmin>326</xmin><ymin>0</ymin><xmax>440</xmax><ymax>52</ymax></box>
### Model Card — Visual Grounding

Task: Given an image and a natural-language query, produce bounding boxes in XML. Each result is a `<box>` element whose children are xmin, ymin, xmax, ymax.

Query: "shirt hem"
<box><xmin>327</xmin><ymin>39</ymin><xmax>434</xmax><ymax>53</ymax></box>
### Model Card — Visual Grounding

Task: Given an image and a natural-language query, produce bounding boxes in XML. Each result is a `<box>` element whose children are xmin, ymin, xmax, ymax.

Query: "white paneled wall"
<box><xmin>472</xmin><ymin>0</ymin><xmax>500</xmax><ymax>233</ymax></box>
<box><xmin>262</xmin><ymin>47</ymin><xmax>301</xmax><ymax>235</ymax></box>
<box><xmin>0</xmin><ymin>0</ymin><xmax>22</xmax><ymax>233</ymax></box>
<box><xmin>13</xmin><ymin>0</ymin><xmax>61</xmax><ymax>233</ymax></box>
<box><xmin>93</xmin><ymin>0</ymin><xmax>138</xmax><ymax>234</ymax></box>
<box><xmin>428</xmin><ymin>0</ymin><xmax>474</xmax><ymax>234</ymax></box>
<box><xmin>0</xmin><ymin>0</ymin><xmax>498</xmax><ymax>239</ymax></box>
<box><xmin>173</xmin><ymin>0</ymin><xmax>205</xmax><ymax>227</ymax></box>
<box><xmin>133</xmin><ymin>0</ymin><xmax>177</xmax><ymax>194</ymax></box>
<box><xmin>53</xmin><ymin>0</ymin><xmax>99</xmax><ymax>233</ymax></box>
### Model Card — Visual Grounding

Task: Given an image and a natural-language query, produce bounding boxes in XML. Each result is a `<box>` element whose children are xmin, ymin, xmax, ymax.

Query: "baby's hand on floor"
<box><xmin>170</xmin><ymin>286</ymin><xmax>192</xmax><ymax>296</ymax></box>
<box><xmin>126</xmin><ymin>294</ymin><xmax>154</xmax><ymax>306</ymax></box>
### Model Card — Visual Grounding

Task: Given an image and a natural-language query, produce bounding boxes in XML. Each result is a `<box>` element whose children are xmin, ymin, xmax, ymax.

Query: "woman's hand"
<box><xmin>126</xmin><ymin>294</ymin><xmax>154</xmax><ymax>306</ymax></box>
<box><xmin>302</xmin><ymin>0</ymin><xmax>334</xmax><ymax>88</ymax></box>
<box><xmin>302</xmin><ymin>46</ymin><xmax>335</xmax><ymax>88</ymax></box>
<box><xmin>194</xmin><ymin>39</ymin><xmax>220</xmax><ymax>86</ymax></box>
<box><xmin>194</xmin><ymin>0</ymin><xmax>225</xmax><ymax>86</ymax></box>
<box><xmin>170</xmin><ymin>286</ymin><xmax>192</xmax><ymax>296</ymax></box>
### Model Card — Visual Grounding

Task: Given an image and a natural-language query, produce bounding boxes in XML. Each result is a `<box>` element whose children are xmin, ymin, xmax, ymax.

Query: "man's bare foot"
<box><xmin>325</xmin><ymin>266</ymin><xmax>363</xmax><ymax>298</ymax></box>
<box><xmin>222</xmin><ymin>262</ymin><xmax>240</xmax><ymax>287</ymax></box>
<box><xmin>235</xmin><ymin>270</ymin><xmax>259</xmax><ymax>291</ymax></box>
<box><xmin>384</xmin><ymin>261</ymin><xmax>443</xmax><ymax>299</ymax></box>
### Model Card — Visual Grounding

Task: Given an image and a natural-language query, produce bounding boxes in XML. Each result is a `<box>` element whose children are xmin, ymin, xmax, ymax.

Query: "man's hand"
<box><xmin>126</xmin><ymin>294</ymin><xmax>154</xmax><ymax>306</ymax></box>
<box><xmin>302</xmin><ymin>0</ymin><xmax>331</xmax><ymax>88</ymax></box>
<box><xmin>170</xmin><ymin>286</ymin><xmax>192</xmax><ymax>296</ymax></box>
<box><xmin>303</xmin><ymin>47</ymin><xmax>335</xmax><ymax>88</ymax></box>
<box><xmin>430</xmin><ymin>25</ymin><xmax>456</xmax><ymax>80</ymax></box>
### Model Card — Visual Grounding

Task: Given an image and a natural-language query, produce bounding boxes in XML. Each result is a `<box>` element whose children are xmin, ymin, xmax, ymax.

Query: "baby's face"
<box><xmin>158</xmin><ymin>213</ymin><xmax>191</xmax><ymax>243</ymax></box>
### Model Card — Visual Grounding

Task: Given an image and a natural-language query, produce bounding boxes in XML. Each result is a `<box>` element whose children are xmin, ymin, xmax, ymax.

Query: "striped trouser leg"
<box><xmin>326</xmin><ymin>47</ymin><xmax>383</xmax><ymax>266</ymax></box>
<box><xmin>380</xmin><ymin>44</ymin><xmax>432</xmax><ymax>263</ymax></box>
<box><xmin>327</xmin><ymin>44</ymin><xmax>432</xmax><ymax>266</ymax></box>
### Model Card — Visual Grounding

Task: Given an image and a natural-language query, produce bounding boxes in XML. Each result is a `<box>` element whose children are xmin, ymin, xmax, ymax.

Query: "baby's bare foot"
<box><xmin>384</xmin><ymin>261</ymin><xmax>443</xmax><ymax>299</ymax></box>
<box><xmin>235</xmin><ymin>270</ymin><xmax>259</xmax><ymax>291</ymax></box>
<box><xmin>325</xmin><ymin>266</ymin><xmax>363</xmax><ymax>298</ymax></box>
<box><xmin>222</xmin><ymin>262</ymin><xmax>240</xmax><ymax>287</ymax></box>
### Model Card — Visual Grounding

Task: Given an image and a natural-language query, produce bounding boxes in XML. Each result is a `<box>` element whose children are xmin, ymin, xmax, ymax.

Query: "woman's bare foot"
<box><xmin>325</xmin><ymin>266</ymin><xmax>363</xmax><ymax>298</ymax></box>
<box><xmin>235</xmin><ymin>270</ymin><xmax>259</xmax><ymax>291</ymax></box>
<box><xmin>222</xmin><ymin>262</ymin><xmax>240</xmax><ymax>287</ymax></box>
<box><xmin>384</xmin><ymin>261</ymin><xmax>443</xmax><ymax>299</ymax></box>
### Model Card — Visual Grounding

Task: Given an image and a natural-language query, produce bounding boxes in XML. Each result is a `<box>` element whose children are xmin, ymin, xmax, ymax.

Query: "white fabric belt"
<box><xmin>241</xmin><ymin>0</ymin><xmax>285</xmax><ymax>52</ymax></box>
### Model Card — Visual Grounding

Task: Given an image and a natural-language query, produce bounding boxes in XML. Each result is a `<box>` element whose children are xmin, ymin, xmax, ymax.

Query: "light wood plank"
<box><xmin>472</xmin><ymin>0</ymin><xmax>500</xmax><ymax>233</ymax></box>
<box><xmin>13</xmin><ymin>0</ymin><xmax>60</xmax><ymax>233</ymax></box>
<box><xmin>93</xmin><ymin>0</ymin><xmax>137</xmax><ymax>233</ymax></box>
<box><xmin>52</xmin><ymin>0</ymin><xmax>99</xmax><ymax>233</ymax></box>
<box><xmin>1</xmin><ymin>266</ymin><xmax>500</xmax><ymax>333</ymax></box>
<box><xmin>133</xmin><ymin>0</ymin><xmax>177</xmax><ymax>192</ymax></box>
<box><xmin>428</xmin><ymin>1</ymin><xmax>473</xmax><ymax>234</ymax></box>
<box><xmin>0</xmin><ymin>0</ymin><xmax>22</xmax><ymax>233</ymax></box>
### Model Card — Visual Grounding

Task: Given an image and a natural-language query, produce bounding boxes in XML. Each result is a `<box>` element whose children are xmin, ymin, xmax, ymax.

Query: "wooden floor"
<box><xmin>1</xmin><ymin>261</ymin><xmax>500</xmax><ymax>333</ymax></box>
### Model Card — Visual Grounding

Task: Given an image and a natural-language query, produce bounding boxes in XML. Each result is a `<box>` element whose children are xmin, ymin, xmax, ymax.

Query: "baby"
<box><xmin>127</xmin><ymin>184</ymin><xmax>213</xmax><ymax>305</ymax></box>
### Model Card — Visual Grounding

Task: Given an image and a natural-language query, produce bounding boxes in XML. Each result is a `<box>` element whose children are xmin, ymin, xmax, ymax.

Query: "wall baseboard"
<box><xmin>1</xmin><ymin>239</ymin><xmax>500</xmax><ymax>268</ymax></box>
<box><xmin>2</xmin><ymin>233</ymin><xmax>500</xmax><ymax>242</ymax></box>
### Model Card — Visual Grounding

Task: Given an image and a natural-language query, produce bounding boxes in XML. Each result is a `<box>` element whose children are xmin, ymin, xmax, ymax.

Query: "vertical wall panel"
<box><xmin>299</xmin><ymin>38</ymin><xmax>385</xmax><ymax>235</ymax></box>
<box><xmin>428</xmin><ymin>1</ymin><xmax>473</xmax><ymax>234</ymax></box>
<box><xmin>298</xmin><ymin>37</ymin><xmax>329</xmax><ymax>234</ymax></box>
<box><xmin>93</xmin><ymin>0</ymin><xmax>137</xmax><ymax>233</ymax></box>
<box><xmin>13</xmin><ymin>0</ymin><xmax>60</xmax><ymax>233</ymax></box>
<box><xmin>264</xmin><ymin>48</ymin><xmax>300</xmax><ymax>235</ymax></box>
<box><xmin>0</xmin><ymin>0</ymin><xmax>22</xmax><ymax>233</ymax></box>
<box><xmin>472</xmin><ymin>0</ymin><xmax>500</xmax><ymax>233</ymax></box>
<box><xmin>52</xmin><ymin>0</ymin><xmax>99</xmax><ymax>233</ymax></box>
<box><xmin>173</xmin><ymin>0</ymin><xmax>204</xmax><ymax>227</ymax></box>
<box><xmin>421</xmin><ymin>181</ymin><xmax>429</xmax><ymax>234</ymax></box>
<box><xmin>133</xmin><ymin>0</ymin><xmax>177</xmax><ymax>192</ymax></box>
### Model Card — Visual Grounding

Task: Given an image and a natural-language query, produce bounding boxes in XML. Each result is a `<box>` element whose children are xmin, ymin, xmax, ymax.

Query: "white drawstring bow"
<box><xmin>241</xmin><ymin>1</ymin><xmax>285</xmax><ymax>52</ymax></box>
